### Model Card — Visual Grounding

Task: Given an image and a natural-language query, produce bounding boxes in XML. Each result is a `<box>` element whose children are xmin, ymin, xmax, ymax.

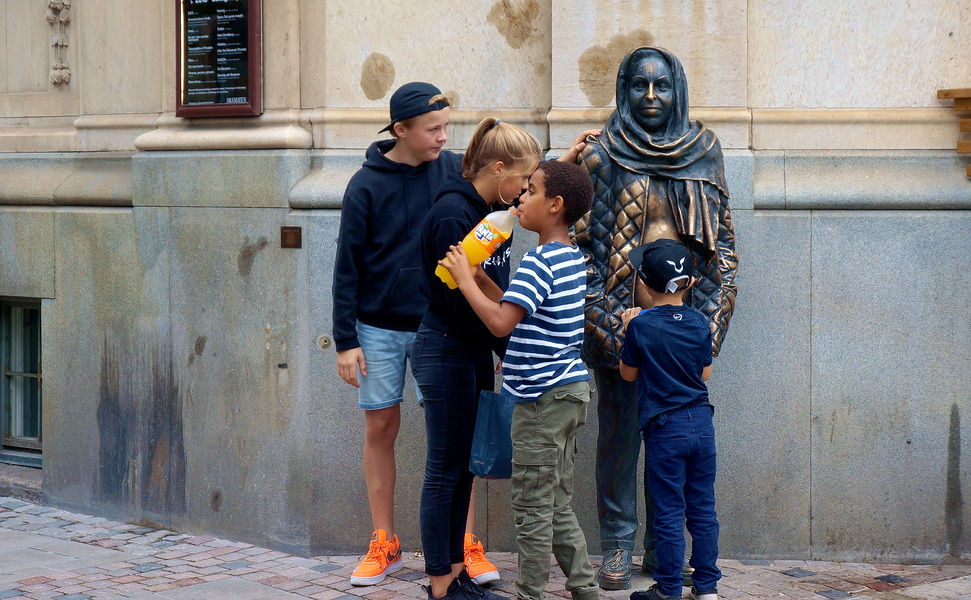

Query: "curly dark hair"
<box><xmin>535</xmin><ymin>160</ymin><xmax>594</xmax><ymax>225</ymax></box>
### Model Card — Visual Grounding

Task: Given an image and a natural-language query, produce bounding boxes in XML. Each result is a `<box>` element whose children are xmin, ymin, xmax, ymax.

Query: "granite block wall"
<box><xmin>3</xmin><ymin>148</ymin><xmax>969</xmax><ymax>562</ymax></box>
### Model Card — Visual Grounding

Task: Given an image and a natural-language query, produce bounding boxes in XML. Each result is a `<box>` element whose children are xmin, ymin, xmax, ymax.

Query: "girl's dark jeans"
<box><xmin>412</xmin><ymin>324</ymin><xmax>494</xmax><ymax>576</ymax></box>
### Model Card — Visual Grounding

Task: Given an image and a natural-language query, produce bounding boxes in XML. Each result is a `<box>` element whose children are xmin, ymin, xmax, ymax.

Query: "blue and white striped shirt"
<box><xmin>500</xmin><ymin>242</ymin><xmax>590</xmax><ymax>400</ymax></box>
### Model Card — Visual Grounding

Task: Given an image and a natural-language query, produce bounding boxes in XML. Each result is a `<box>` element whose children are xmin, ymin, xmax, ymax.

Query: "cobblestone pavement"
<box><xmin>2</xmin><ymin>497</ymin><xmax>971</xmax><ymax>600</ymax></box>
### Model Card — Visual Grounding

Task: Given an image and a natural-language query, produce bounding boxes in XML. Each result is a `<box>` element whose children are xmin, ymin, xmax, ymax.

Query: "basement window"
<box><xmin>0</xmin><ymin>299</ymin><xmax>42</xmax><ymax>467</ymax></box>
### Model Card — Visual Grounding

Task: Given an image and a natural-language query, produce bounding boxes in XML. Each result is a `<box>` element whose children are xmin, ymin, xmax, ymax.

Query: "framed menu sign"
<box><xmin>176</xmin><ymin>0</ymin><xmax>263</xmax><ymax>117</ymax></box>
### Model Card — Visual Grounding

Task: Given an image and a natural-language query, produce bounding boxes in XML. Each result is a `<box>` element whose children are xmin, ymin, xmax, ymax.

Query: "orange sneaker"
<box><xmin>350</xmin><ymin>529</ymin><xmax>403</xmax><ymax>586</ymax></box>
<box><xmin>464</xmin><ymin>533</ymin><xmax>500</xmax><ymax>584</ymax></box>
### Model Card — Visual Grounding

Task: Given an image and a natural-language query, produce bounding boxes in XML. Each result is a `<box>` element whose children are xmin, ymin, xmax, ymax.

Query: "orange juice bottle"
<box><xmin>436</xmin><ymin>207</ymin><xmax>517</xmax><ymax>289</ymax></box>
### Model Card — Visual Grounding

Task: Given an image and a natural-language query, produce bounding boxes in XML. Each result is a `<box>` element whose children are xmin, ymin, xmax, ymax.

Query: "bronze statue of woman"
<box><xmin>573</xmin><ymin>46</ymin><xmax>738</xmax><ymax>590</ymax></box>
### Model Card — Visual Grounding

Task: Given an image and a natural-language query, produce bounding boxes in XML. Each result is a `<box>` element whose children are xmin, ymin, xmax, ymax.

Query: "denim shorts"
<box><xmin>356</xmin><ymin>321</ymin><xmax>423</xmax><ymax>410</ymax></box>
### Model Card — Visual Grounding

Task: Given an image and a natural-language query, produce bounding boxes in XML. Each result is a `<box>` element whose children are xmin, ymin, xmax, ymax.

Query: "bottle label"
<box><xmin>473</xmin><ymin>222</ymin><xmax>503</xmax><ymax>251</ymax></box>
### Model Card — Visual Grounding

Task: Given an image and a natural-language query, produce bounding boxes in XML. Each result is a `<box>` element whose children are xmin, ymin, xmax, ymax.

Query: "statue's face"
<box><xmin>626</xmin><ymin>54</ymin><xmax>674</xmax><ymax>133</ymax></box>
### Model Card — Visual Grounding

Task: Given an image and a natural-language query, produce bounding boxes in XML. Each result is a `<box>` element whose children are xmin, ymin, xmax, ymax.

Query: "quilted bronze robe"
<box><xmin>573</xmin><ymin>46</ymin><xmax>738</xmax><ymax>368</ymax></box>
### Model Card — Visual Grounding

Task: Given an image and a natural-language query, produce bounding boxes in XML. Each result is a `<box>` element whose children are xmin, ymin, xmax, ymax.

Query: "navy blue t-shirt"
<box><xmin>619</xmin><ymin>304</ymin><xmax>713</xmax><ymax>432</ymax></box>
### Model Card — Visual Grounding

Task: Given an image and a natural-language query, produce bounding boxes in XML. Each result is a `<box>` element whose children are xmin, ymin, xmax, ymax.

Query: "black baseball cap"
<box><xmin>628</xmin><ymin>239</ymin><xmax>694</xmax><ymax>294</ymax></box>
<box><xmin>378</xmin><ymin>82</ymin><xmax>449</xmax><ymax>133</ymax></box>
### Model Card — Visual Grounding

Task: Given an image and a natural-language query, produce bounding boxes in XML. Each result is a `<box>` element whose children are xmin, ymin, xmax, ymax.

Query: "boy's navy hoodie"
<box><xmin>419</xmin><ymin>172</ymin><xmax>511</xmax><ymax>348</ymax></box>
<box><xmin>332</xmin><ymin>139</ymin><xmax>461</xmax><ymax>352</ymax></box>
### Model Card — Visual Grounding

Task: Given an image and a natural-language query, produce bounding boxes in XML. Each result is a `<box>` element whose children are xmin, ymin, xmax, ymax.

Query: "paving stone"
<box><xmin>309</xmin><ymin>591</ymin><xmax>346</xmax><ymax>600</ymax></box>
<box><xmin>131</xmin><ymin>563</ymin><xmax>165</xmax><ymax>574</ymax></box>
<box><xmin>54</xmin><ymin>585</ymin><xmax>90</xmax><ymax>594</ymax></box>
<box><xmin>17</xmin><ymin>576</ymin><xmax>54</xmax><ymax>586</ymax></box>
<box><xmin>310</xmin><ymin>563</ymin><xmax>341</xmax><ymax>573</ymax></box>
<box><xmin>867</xmin><ymin>580</ymin><xmax>904</xmax><ymax>592</ymax></box>
<box><xmin>878</xmin><ymin>574</ymin><xmax>912</xmax><ymax>584</ymax></box>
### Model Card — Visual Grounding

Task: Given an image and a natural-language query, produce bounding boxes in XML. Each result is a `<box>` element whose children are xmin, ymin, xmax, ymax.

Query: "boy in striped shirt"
<box><xmin>438</xmin><ymin>160</ymin><xmax>597</xmax><ymax>600</ymax></box>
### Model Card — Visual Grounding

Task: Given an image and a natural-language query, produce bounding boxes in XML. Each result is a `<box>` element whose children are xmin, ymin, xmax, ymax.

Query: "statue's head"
<box><xmin>616</xmin><ymin>47</ymin><xmax>689</xmax><ymax>141</ymax></box>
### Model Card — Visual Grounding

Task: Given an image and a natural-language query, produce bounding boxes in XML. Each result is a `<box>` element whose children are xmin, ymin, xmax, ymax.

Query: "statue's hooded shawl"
<box><xmin>598</xmin><ymin>46</ymin><xmax>729</xmax><ymax>253</ymax></box>
<box><xmin>575</xmin><ymin>46</ymin><xmax>738</xmax><ymax>365</ymax></box>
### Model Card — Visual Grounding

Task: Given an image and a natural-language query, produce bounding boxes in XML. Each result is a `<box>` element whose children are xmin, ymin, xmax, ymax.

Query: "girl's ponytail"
<box><xmin>461</xmin><ymin>118</ymin><xmax>542</xmax><ymax>181</ymax></box>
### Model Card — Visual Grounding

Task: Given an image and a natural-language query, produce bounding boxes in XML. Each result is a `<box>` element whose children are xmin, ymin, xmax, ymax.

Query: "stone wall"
<box><xmin>0</xmin><ymin>0</ymin><xmax>969</xmax><ymax>561</ymax></box>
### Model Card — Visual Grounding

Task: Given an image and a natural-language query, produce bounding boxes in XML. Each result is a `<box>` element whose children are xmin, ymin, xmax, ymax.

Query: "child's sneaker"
<box><xmin>350</xmin><ymin>529</ymin><xmax>403</xmax><ymax>586</ymax></box>
<box><xmin>457</xmin><ymin>567</ymin><xmax>507</xmax><ymax>600</ymax></box>
<box><xmin>464</xmin><ymin>533</ymin><xmax>500</xmax><ymax>584</ymax></box>
<box><xmin>689</xmin><ymin>587</ymin><xmax>718</xmax><ymax>600</ymax></box>
<box><xmin>630</xmin><ymin>583</ymin><xmax>680</xmax><ymax>600</ymax></box>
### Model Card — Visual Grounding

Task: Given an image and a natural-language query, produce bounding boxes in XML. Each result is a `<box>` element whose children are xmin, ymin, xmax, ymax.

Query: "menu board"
<box><xmin>177</xmin><ymin>0</ymin><xmax>263</xmax><ymax>117</ymax></box>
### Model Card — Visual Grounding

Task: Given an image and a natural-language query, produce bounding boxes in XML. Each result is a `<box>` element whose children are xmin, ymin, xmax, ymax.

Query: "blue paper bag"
<box><xmin>469</xmin><ymin>390</ymin><xmax>513</xmax><ymax>479</ymax></box>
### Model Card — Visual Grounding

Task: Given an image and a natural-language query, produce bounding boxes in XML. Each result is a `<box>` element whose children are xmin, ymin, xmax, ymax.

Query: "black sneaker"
<box><xmin>425</xmin><ymin>577</ymin><xmax>489</xmax><ymax>600</ymax></box>
<box><xmin>688</xmin><ymin>586</ymin><xmax>718</xmax><ymax>600</ymax></box>
<box><xmin>640</xmin><ymin>549</ymin><xmax>657</xmax><ymax>575</ymax></box>
<box><xmin>629</xmin><ymin>583</ymin><xmax>680</xmax><ymax>600</ymax></box>
<box><xmin>598</xmin><ymin>548</ymin><xmax>632</xmax><ymax>590</ymax></box>
<box><xmin>456</xmin><ymin>567</ymin><xmax>507</xmax><ymax>600</ymax></box>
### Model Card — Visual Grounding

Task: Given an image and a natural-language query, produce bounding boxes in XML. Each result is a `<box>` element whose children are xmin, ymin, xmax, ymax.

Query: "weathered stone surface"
<box><xmin>809</xmin><ymin>211</ymin><xmax>971</xmax><ymax>562</ymax></box>
<box><xmin>0</xmin><ymin>207</ymin><xmax>55</xmax><ymax>298</ymax></box>
<box><xmin>749</xmin><ymin>1</ymin><xmax>970</xmax><ymax>109</ymax></box>
<box><xmin>133</xmin><ymin>151</ymin><xmax>310</xmax><ymax>209</ymax></box>
<box><xmin>44</xmin><ymin>207</ymin><xmax>174</xmax><ymax>521</ymax></box>
<box><xmin>759</xmin><ymin>151</ymin><xmax>971</xmax><ymax>209</ymax></box>
<box><xmin>711</xmin><ymin>209</ymin><xmax>813</xmax><ymax>558</ymax></box>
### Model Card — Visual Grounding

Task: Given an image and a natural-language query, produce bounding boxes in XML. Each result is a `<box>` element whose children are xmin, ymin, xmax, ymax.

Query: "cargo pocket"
<box><xmin>551</xmin><ymin>384</ymin><xmax>589</xmax><ymax>404</ymax></box>
<box><xmin>512</xmin><ymin>444</ymin><xmax>559</xmax><ymax>507</ymax></box>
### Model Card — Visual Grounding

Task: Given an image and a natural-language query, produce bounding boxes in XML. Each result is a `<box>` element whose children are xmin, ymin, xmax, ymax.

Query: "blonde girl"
<box><xmin>413</xmin><ymin>118</ymin><xmax>541</xmax><ymax>600</ymax></box>
<box><xmin>413</xmin><ymin>117</ymin><xmax>594</xmax><ymax>600</ymax></box>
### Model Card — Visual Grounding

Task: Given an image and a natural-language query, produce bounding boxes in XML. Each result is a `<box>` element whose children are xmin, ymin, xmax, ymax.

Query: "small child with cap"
<box><xmin>619</xmin><ymin>239</ymin><xmax>722</xmax><ymax>600</ymax></box>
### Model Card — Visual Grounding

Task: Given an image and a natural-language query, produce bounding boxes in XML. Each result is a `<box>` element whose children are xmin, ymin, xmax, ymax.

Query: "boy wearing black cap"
<box><xmin>333</xmin><ymin>82</ymin><xmax>499</xmax><ymax>586</ymax></box>
<box><xmin>619</xmin><ymin>240</ymin><xmax>721</xmax><ymax>600</ymax></box>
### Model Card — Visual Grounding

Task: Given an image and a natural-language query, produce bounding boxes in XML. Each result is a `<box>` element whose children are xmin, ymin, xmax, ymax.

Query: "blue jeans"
<box><xmin>593</xmin><ymin>368</ymin><xmax>655</xmax><ymax>553</ymax></box>
<box><xmin>644</xmin><ymin>405</ymin><xmax>721</xmax><ymax>595</ymax></box>
<box><xmin>412</xmin><ymin>325</ymin><xmax>494</xmax><ymax>576</ymax></box>
<box><xmin>356</xmin><ymin>321</ymin><xmax>423</xmax><ymax>409</ymax></box>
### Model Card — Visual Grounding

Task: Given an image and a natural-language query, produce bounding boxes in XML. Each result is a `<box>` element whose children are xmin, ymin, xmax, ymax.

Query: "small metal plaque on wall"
<box><xmin>280</xmin><ymin>226</ymin><xmax>302</xmax><ymax>249</ymax></box>
<box><xmin>176</xmin><ymin>0</ymin><xmax>263</xmax><ymax>117</ymax></box>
